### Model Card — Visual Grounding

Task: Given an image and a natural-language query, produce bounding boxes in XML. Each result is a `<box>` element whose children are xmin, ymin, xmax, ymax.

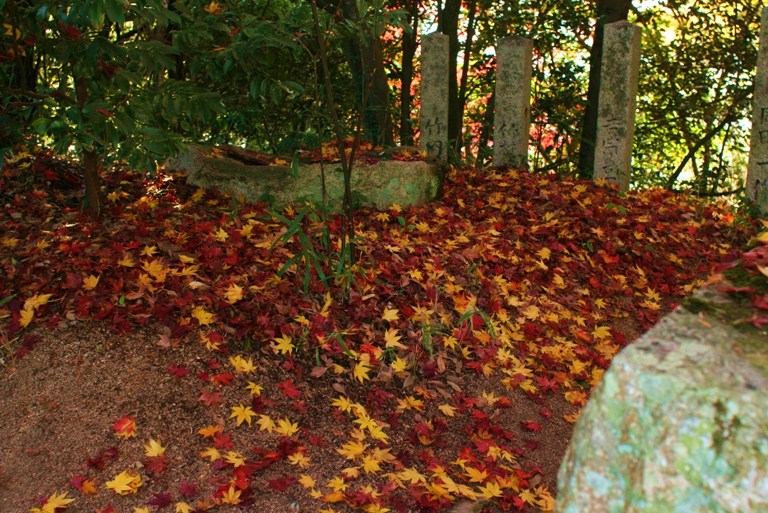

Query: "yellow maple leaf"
<box><xmin>23</xmin><ymin>293</ymin><xmax>52</xmax><ymax>311</ymax></box>
<box><xmin>246</xmin><ymin>381</ymin><xmax>263</xmax><ymax>395</ymax></box>
<box><xmin>220</xmin><ymin>485</ymin><xmax>241</xmax><ymax>505</ymax></box>
<box><xmin>336</xmin><ymin>439</ymin><xmax>366</xmax><ymax>460</ymax></box>
<box><xmin>134</xmin><ymin>508</ymin><xmax>151</xmax><ymax>513</ymax></box>
<box><xmin>391</xmin><ymin>356</ymin><xmax>409</xmax><ymax>373</ymax></box>
<box><xmin>353</xmin><ymin>356</ymin><xmax>371</xmax><ymax>383</ymax></box>
<box><xmin>224</xmin><ymin>451</ymin><xmax>246</xmax><ymax>467</ymax></box>
<box><xmin>384</xmin><ymin>328</ymin><xmax>405</xmax><ymax>349</ymax></box>
<box><xmin>592</xmin><ymin>325</ymin><xmax>611</xmax><ymax>339</ymax></box>
<box><xmin>144</xmin><ymin>438</ymin><xmax>165</xmax><ymax>457</ymax></box>
<box><xmin>212</xmin><ymin>227</ymin><xmax>229</xmax><ymax>242</ymax></box>
<box><xmin>197</xmin><ymin>424</ymin><xmax>222</xmax><ymax>438</ymax></box>
<box><xmin>142</xmin><ymin>259</ymin><xmax>168</xmax><ymax>282</ymax></box>
<box><xmin>381</xmin><ymin>308</ymin><xmax>399</xmax><ymax>321</ymax></box>
<box><xmin>106</xmin><ymin>470</ymin><xmax>142</xmax><ymax>495</ymax></box>
<box><xmin>523</xmin><ymin>305</ymin><xmax>540</xmax><ymax>320</ymax></box>
<box><xmin>199</xmin><ymin>447</ymin><xmax>221</xmax><ymax>461</ymax></box>
<box><xmin>465</xmin><ymin>467</ymin><xmax>488</xmax><ymax>483</ymax></box>
<box><xmin>331</xmin><ymin>395</ymin><xmax>353</xmax><ymax>412</ymax></box>
<box><xmin>272</xmin><ymin>333</ymin><xmax>294</xmax><ymax>354</ymax></box>
<box><xmin>31</xmin><ymin>491</ymin><xmax>74</xmax><ymax>513</ymax></box>
<box><xmin>256</xmin><ymin>414</ymin><xmax>276</xmax><ymax>432</ymax></box>
<box><xmin>298</xmin><ymin>474</ymin><xmax>316</xmax><ymax>488</ymax></box>
<box><xmin>537</xmin><ymin>247</ymin><xmax>551</xmax><ymax>260</ymax></box>
<box><xmin>19</xmin><ymin>307</ymin><xmax>34</xmax><ymax>327</ymax></box>
<box><xmin>229</xmin><ymin>355</ymin><xmax>255</xmax><ymax>373</ymax></box>
<box><xmin>438</xmin><ymin>404</ymin><xmax>457</xmax><ymax>417</ymax></box>
<box><xmin>230</xmin><ymin>404</ymin><xmax>256</xmax><ymax>426</ymax></box>
<box><xmin>223</xmin><ymin>283</ymin><xmax>243</xmax><ymax>304</ymax></box>
<box><xmin>275</xmin><ymin>417</ymin><xmax>299</xmax><ymax>437</ymax></box>
<box><xmin>398</xmin><ymin>467</ymin><xmax>426</xmax><ymax>484</ymax></box>
<box><xmin>288</xmin><ymin>452</ymin><xmax>311</xmax><ymax>467</ymax></box>
<box><xmin>191</xmin><ymin>305</ymin><xmax>216</xmax><ymax>325</ymax></box>
<box><xmin>362</xmin><ymin>455</ymin><xmax>382</xmax><ymax>474</ymax></box>
<box><xmin>327</xmin><ymin>476</ymin><xmax>348</xmax><ymax>492</ymax></box>
<box><xmin>476</xmin><ymin>481</ymin><xmax>503</xmax><ymax>499</ymax></box>
<box><xmin>175</xmin><ymin>502</ymin><xmax>193</xmax><ymax>513</ymax></box>
<box><xmin>82</xmin><ymin>274</ymin><xmax>100</xmax><ymax>291</ymax></box>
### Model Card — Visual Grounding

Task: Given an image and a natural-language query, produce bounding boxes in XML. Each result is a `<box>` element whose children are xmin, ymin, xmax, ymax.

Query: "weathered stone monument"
<box><xmin>593</xmin><ymin>21</ymin><xmax>642</xmax><ymax>191</ymax></box>
<box><xmin>747</xmin><ymin>7</ymin><xmax>768</xmax><ymax>210</ymax></box>
<box><xmin>420</xmin><ymin>32</ymin><xmax>450</xmax><ymax>161</ymax></box>
<box><xmin>556</xmin><ymin>285</ymin><xmax>768</xmax><ymax>513</ymax></box>
<box><xmin>493</xmin><ymin>37</ymin><xmax>533</xmax><ymax>168</ymax></box>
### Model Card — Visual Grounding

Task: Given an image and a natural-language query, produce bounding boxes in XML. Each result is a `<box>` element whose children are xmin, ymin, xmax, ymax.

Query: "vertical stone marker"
<box><xmin>493</xmin><ymin>37</ymin><xmax>533</xmax><ymax>168</ymax></box>
<box><xmin>593</xmin><ymin>21</ymin><xmax>642</xmax><ymax>191</ymax></box>
<box><xmin>420</xmin><ymin>32</ymin><xmax>449</xmax><ymax>161</ymax></box>
<box><xmin>747</xmin><ymin>7</ymin><xmax>768</xmax><ymax>210</ymax></box>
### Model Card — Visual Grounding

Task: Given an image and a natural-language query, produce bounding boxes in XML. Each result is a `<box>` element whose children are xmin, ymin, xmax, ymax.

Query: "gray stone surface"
<box><xmin>420</xmin><ymin>32</ymin><xmax>450</xmax><ymax>161</ymax></box>
<box><xmin>593</xmin><ymin>21</ymin><xmax>641</xmax><ymax>191</ymax></box>
<box><xmin>493</xmin><ymin>37</ymin><xmax>533</xmax><ymax>169</ymax></box>
<box><xmin>170</xmin><ymin>145</ymin><xmax>443</xmax><ymax>211</ymax></box>
<box><xmin>556</xmin><ymin>286</ymin><xmax>768</xmax><ymax>513</ymax></box>
<box><xmin>747</xmin><ymin>7</ymin><xmax>768</xmax><ymax>210</ymax></box>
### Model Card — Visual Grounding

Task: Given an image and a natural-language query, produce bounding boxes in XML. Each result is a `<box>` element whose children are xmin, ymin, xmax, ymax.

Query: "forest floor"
<box><xmin>0</xmin><ymin>150</ymin><xmax>758</xmax><ymax>513</ymax></box>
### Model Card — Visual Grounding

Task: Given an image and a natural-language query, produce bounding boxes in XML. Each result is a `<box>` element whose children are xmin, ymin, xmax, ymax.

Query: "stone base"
<box><xmin>168</xmin><ymin>145</ymin><xmax>444</xmax><ymax>211</ymax></box>
<box><xmin>556</xmin><ymin>285</ymin><xmax>768</xmax><ymax>513</ymax></box>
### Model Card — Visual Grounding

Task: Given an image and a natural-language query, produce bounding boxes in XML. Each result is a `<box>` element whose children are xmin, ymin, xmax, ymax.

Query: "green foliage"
<box><xmin>633</xmin><ymin>0</ymin><xmax>760</xmax><ymax>193</ymax></box>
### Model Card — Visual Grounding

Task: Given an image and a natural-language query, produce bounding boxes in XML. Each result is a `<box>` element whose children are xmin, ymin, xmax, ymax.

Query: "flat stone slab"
<box><xmin>556</xmin><ymin>285</ymin><xmax>768</xmax><ymax>513</ymax></box>
<box><xmin>169</xmin><ymin>145</ymin><xmax>444</xmax><ymax>211</ymax></box>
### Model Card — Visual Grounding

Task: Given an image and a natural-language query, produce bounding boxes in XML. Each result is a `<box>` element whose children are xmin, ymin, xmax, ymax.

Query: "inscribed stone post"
<box><xmin>493</xmin><ymin>37</ymin><xmax>533</xmax><ymax>168</ymax></box>
<box><xmin>747</xmin><ymin>7</ymin><xmax>768</xmax><ymax>210</ymax></box>
<box><xmin>420</xmin><ymin>32</ymin><xmax>449</xmax><ymax>161</ymax></box>
<box><xmin>593</xmin><ymin>21</ymin><xmax>641</xmax><ymax>191</ymax></box>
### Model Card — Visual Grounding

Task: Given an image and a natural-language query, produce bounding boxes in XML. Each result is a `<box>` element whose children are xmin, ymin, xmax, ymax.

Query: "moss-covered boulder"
<box><xmin>169</xmin><ymin>145</ymin><xmax>444</xmax><ymax>210</ymax></box>
<box><xmin>556</xmin><ymin>285</ymin><xmax>768</xmax><ymax>513</ymax></box>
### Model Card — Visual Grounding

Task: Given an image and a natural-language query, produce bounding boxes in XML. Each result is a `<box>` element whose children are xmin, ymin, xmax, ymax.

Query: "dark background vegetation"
<box><xmin>1</xmin><ymin>0</ymin><xmax>763</xmax><ymax>207</ymax></box>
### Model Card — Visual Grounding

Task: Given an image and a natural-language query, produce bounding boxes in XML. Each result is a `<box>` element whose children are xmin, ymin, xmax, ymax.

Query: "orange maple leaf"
<box><xmin>111</xmin><ymin>415</ymin><xmax>137</xmax><ymax>438</ymax></box>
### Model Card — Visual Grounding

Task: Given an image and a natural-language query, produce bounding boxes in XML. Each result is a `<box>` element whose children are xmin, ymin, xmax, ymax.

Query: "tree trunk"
<box><xmin>577</xmin><ymin>0</ymin><xmax>632</xmax><ymax>178</ymax></box>
<box><xmin>75</xmin><ymin>78</ymin><xmax>105</xmax><ymax>216</ymax></box>
<box><xmin>438</xmin><ymin>0</ymin><xmax>461</xmax><ymax>160</ymax></box>
<box><xmin>456</xmin><ymin>0</ymin><xmax>478</xmax><ymax>156</ymax></box>
<box><xmin>399</xmin><ymin>0</ymin><xmax>419</xmax><ymax>146</ymax></box>
<box><xmin>340</xmin><ymin>0</ymin><xmax>393</xmax><ymax>146</ymax></box>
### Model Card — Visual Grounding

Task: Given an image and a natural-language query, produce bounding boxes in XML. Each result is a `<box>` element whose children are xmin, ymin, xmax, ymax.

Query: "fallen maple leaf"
<box><xmin>191</xmin><ymin>305</ymin><xmax>216</xmax><ymax>325</ymax></box>
<box><xmin>105</xmin><ymin>470</ymin><xmax>142</xmax><ymax>495</ymax></box>
<box><xmin>230</xmin><ymin>404</ymin><xmax>256</xmax><ymax>426</ymax></box>
<box><xmin>111</xmin><ymin>415</ymin><xmax>137</xmax><ymax>438</ymax></box>
<box><xmin>31</xmin><ymin>490</ymin><xmax>74</xmax><ymax>512</ymax></box>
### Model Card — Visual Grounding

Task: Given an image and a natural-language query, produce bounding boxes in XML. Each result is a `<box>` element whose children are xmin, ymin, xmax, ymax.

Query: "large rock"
<box><xmin>169</xmin><ymin>145</ymin><xmax>444</xmax><ymax>211</ymax></box>
<box><xmin>556</xmin><ymin>285</ymin><xmax>768</xmax><ymax>513</ymax></box>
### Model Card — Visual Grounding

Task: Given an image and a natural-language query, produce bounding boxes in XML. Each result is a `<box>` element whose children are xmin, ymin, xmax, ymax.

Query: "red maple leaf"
<box><xmin>146</xmin><ymin>492</ymin><xmax>172</xmax><ymax>508</ymax></box>
<box><xmin>178</xmin><ymin>479</ymin><xmax>199</xmax><ymax>498</ymax></box>
<box><xmin>520</xmin><ymin>420</ymin><xmax>542</xmax><ymax>432</ymax></box>
<box><xmin>267</xmin><ymin>474</ymin><xmax>296</xmax><ymax>491</ymax></box>
<box><xmin>145</xmin><ymin>454</ymin><xmax>168</xmax><ymax>474</ymax></box>
<box><xmin>167</xmin><ymin>362</ymin><xmax>189</xmax><ymax>379</ymax></box>
<box><xmin>198</xmin><ymin>389</ymin><xmax>222</xmax><ymax>409</ymax></box>
<box><xmin>276</xmin><ymin>379</ymin><xmax>302</xmax><ymax>399</ymax></box>
<box><xmin>86</xmin><ymin>446</ymin><xmax>119</xmax><ymax>470</ymax></box>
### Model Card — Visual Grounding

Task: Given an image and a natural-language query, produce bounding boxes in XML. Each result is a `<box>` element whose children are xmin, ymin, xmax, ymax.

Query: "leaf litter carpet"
<box><xmin>0</xmin><ymin>152</ymin><xmax>755</xmax><ymax>513</ymax></box>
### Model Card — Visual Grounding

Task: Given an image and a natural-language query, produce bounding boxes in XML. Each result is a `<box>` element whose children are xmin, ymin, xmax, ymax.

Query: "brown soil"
<box><xmin>0</xmin><ymin>316</ymin><xmax>645</xmax><ymax>513</ymax></box>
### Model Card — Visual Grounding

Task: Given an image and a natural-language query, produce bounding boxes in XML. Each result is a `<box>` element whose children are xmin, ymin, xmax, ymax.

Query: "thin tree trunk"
<box><xmin>456</xmin><ymin>0</ymin><xmax>478</xmax><ymax>155</ymax></box>
<box><xmin>399</xmin><ymin>0</ymin><xmax>419</xmax><ymax>146</ymax></box>
<box><xmin>75</xmin><ymin>77</ymin><xmax>105</xmax><ymax>215</ymax></box>
<box><xmin>438</xmin><ymin>0</ymin><xmax>461</xmax><ymax>160</ymax></box>
<box><xmin>577</xmin><ymin>0</ymin><xmax>632</xmax><ymax>178</ymax></box>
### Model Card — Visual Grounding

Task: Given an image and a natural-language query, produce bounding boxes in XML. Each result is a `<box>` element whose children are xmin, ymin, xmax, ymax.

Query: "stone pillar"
<box><xmin>593</xmin><ymin>21</ymin><xmax>642</xmax><ymax>191</ymax></box>
<box><xmin>420</xmin><ymin>32</ymin><xmax>449</xmax><ymax>161</ymax></box>
<box><xmin>493</xmin><ymin>37</ymin><xmax>533</xmax><ymax>168</ymax></box>
<box><xmin>746</xmin><ymin>7</ymin><xmax>768</xmax><ymax>210</ymax></box>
